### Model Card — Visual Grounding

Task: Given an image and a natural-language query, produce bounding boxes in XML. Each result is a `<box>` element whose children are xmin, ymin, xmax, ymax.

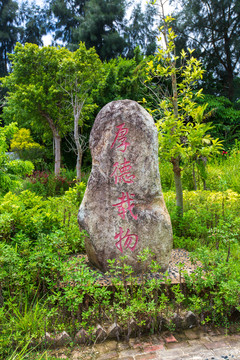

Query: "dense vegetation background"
<box><xmin>0</xmin><ymin>0</ymin><xmax>239</xmax><ymax>359</ymax></box>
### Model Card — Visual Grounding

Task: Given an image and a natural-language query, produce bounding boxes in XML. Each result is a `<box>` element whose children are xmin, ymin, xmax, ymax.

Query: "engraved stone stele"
<box><xmin>78</xmin><ymin>99</ymin><xmax>173</xmax><ymax>273</ymax></box>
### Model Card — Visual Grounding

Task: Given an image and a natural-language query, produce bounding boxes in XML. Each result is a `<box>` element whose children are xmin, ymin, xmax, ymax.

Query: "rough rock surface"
<box><xmin>54</xmin><ymin>331</ymin><xmax>72</xmax><ymax>347</ymax></box>
<box><xmin>74</xmin><ymin>328</ymin><xmax>90</xmax><ymax>344</ymax></box>
<box><xmin>107</xmin><ymin>323</ymin><xmax>121</xmax><ymax>339</ymax></box>
<box><xmin>94</xmin><ymin>324</ymin><xmax>107</xmax><ymax>342</ymax></box>
<box><xmin>78</xmin><ymin>100</ymin><xmax>173</xmax><ymax>273</ymax></box>
<box><xmin>184</xmin><ymin>311</ymin><xmax>198</xmax><ymax>328</ymax></box>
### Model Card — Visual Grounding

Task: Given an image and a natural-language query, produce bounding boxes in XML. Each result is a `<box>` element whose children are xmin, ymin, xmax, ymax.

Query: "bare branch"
<box><xmin>65</xmin><ymin>131</ymin><xmax>88</xmax><ymax>155</ymax></box>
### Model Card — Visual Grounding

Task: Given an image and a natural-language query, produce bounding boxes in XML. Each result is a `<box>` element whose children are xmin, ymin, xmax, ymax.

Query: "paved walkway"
<box><xmin>53</xmin><ymin>328</ymin><xmax>240</xmax><ymax>360</ymax></box>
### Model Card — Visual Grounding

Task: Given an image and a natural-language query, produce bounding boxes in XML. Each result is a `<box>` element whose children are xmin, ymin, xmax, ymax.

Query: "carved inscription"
<box><xmin>111</xmin><ymin>123</ymin><xmax>138</xmax><ymax>252</ymax></box>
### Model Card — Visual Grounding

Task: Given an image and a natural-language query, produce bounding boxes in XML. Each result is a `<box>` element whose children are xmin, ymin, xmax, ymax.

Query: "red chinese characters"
<box><xmin>110</xmin><ymin>158</ymin><xmax>135</xmax><ymax>184</ymax></box>
<box><xmin>111</xmin><ymin>123</ymin><xmax>130</xmax><ymax>152</ymax></box>
<box><xmin>111</xmin><ymin>123</ymin><xmax>138</xmax><ymax>253</ymax></box>
<box><xmin>114</xmin><ymin>227</ymin><xmax>138</xmax><ymax>253</ymax></box>
<box><xmin>112</xmin><ymin>192</ymin><xmax>138</xmax><ymax>220</ymax></box>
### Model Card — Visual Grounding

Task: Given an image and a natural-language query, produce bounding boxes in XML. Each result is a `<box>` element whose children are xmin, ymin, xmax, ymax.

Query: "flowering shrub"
<box><xmin>25</xmin><ymin>170</ymin><xmax>76</xmax><ymax>196</ymax></box>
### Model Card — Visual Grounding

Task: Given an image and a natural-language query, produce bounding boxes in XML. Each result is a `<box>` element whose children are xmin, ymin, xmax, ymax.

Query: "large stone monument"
<box><xmin>78</xmin><ymin>100</ymin><xmax>173</xmax><ymax>273</ymax></box>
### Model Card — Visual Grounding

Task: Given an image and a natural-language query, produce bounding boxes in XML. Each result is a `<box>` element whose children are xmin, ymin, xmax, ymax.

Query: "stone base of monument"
<box><xmin>67</xmin><ymin>249</ymin><xmax>202</xmax><ymax>285</ymax></box>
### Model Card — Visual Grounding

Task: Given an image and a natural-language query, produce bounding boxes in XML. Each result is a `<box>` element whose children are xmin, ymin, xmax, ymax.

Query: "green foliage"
<box><xmin>145</xmin><ymin>16</ymin><xmax>222</xmax><ymax>166</ymax></box>
<box><xmin>0</xmin><ymin>182</ymin><xmax>239</xmax><ymax>357</ymax></box>
<box><xmin>171</xmin><ymin>0</ymin><xmax>240</xmax><ymax>100</ymax></box>
<box><xmin>7</xmin><ymin>159</ymin><xmax>34</xmax><ymax>177</ymax></box>
<box><xmin>207</xmin><ymin>144</ymin><xmax>240</xmax><ymax>193</ymax></box>
<box><xmin>0</xmin><ymin>186</ymin><xmax>86</xmax><ymax>289</ymax></box>
<box><xmin>159</xmin><ymin>140</ymin><xmax>240</xmax><ymax>193</ymax></box>
<box><xmin>0</xmin><ymin>0</ymin><xmax>19</xmax><ymax>77</ymax></box>
<box><xmin>105</xmin><ymin>251</ymin><xmax>172</xmax><ymax>335</ymax></box>
<box><xmin>1</xmin><ymin>298</ymin><xmax>49</xmax><ymax>353</ymax></box>
<box><xmin>49</xmin><ymin>0</ymin><xmax>87</xmax><ymax>45</ymax></box>
<box><xmin>126</xmin><ymin>3</ymin><xmax>157</xmax><ymax>57</ymax></box>
<box><xmin>198</xmin><ymin>95</ymin><xmax>240</xmax><ymax>147</ymax></box>
<box><xmin>22</xmin><ymin>170</ymin><xmax>76</xmax><ymax>197</ymax></box>
<box><xmin>93</xmin><ymin>54</ymin><xmax>147</xmax><ymax>109</ymax></box>
<box><xmin>10</xmin><ymin>128</ymin><xmax>45</xmax><ymax>163</ymax></box>
<box><xmin>164</xmin><ymin>189</ymin><xmax>240</xmax><ymax>250</ymax></box>
<box><xmin>18</xmin><ymin>2</ymin><xmax>47</xmax><ymax>46</ymax></box>
<box><xmin>144</xmin><ymin>10</ymin><xmax>223</xmax><ymax>213</ymax></box>
<box><xmin>1</xmin><ymin>43</ymin><xmax>102</xmax><ymax>176</ymax></box>
<box><xmin>185</xmin><ymin>247</ymin><xmax>240</xmax><ymax>325</ymax></box>
<box><xmin>50</xmin><ymin>0</ymin><xmax>158</xmax><ymax>59</ymax></box>
<box><xmin>57</xmin><ymin>42</ymin><xmax>103</xmax><ymax>180</ymax></box>
<box><xmin>0</xmin><ymin>123</ymin><xmax>34</xmax><ymax>194</ymax></box>
<box><xmin>4</xmin><ymin>342</ymin><xmax>48</xmax><ymax>360</ymax></box>
<box><xmin>0</xmin><ymin>184</ymin><xmax>86</xmax><ymax>240</ymax></box>
<box><xmin>1</xmin><ymin>43</ymin><xmax>69</xmax><ymax>132</ymax></box>
<box><xmin>51</xmin><ymin>0</ymin><xmax>126</xmax><ymax>60</ymax></box>
<box><xmin>159</xmin><ymin>160</ymin><xmax>175</xmax><ymax>191</ymax></box>
<box><xmin>1</xmin><ymin>43</ymin><xmax>73</xmax><ymax>174</ymax></box>
<box><xmin>73</xmin><ymin>0</ymin><xmax>126</xmax><ymax>60</ymax></box>
<box><xmin>0</xmin><ymin>182</ymin><xmax>87</xmax><ymax>356</ymax></box>
<box><xmin>57</xmin><ymin>42</ymin><xmax>102</xmax><ymax>124</ymax></box>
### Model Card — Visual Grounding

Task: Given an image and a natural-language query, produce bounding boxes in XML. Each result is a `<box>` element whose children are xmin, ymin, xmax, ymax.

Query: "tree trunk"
<box><xmin>74</xmin><ymin>113</ymin><xmax>83</xmax><ymax>182</ymax></box>
<box><xmin>171</xmin><ymin>66</ymin><xmax>183</xmax><ymax>215</ymax></box>
<box><xmin>76</xmin><ymin>152</ymin><xmax>82</xmax><ymax>181</ymax></box>
<box><xmin>171</xmin><ymin>157</ymin><xmax>183</xmax><ymax>216</ymax></box>
<box><xmin>41</xmin><ymin>112</ymin><xmax>62</xmax><ymax>176</ymax></box>
<box><xmin>160</xmin><ymin>0</ymin><xmax>183</xmax><ymax>215</ymax></box>
<box><xmin>54</xmin><ymin>134</ymin><xmax>61</xmax><ymax>176</ymax></box>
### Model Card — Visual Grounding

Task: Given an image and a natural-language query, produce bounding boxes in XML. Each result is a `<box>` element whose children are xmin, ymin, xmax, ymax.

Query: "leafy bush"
<box><xmin>0</xmin><ymin>123</ymin><xmax>34</xmax><ymax>194</ymax></box>
<box><xmin>0</xmin><ymin>182</ymin><xmax>87</xmax><ymax>357</ymax></box>
<box><xmin>211</xmin><ymin>143</ymin><xmax>240</xmax><ymax>193</ymax></box>
<box><xmin>164</xmin><ymin>189</ymin><xmax>240</xmax><ymax>252</ymax></box>
<box><xmin>10</xmin><ymin>128</ymin><xmax>45</xmax><ymax>164</ymax></box>
<box><xmin>185</xmin><ymin>247</ymin><xmax>240</xmax><ymax>326</ymax></box>
<box><xmin>22</xmin><ymin>170</ymin><xmax>77</xmax><ymax>197</ymax></box>
<box><xmin>0</xmin><ymin>183</ymin><xmax>86</xmax><ymax>290</ymax></box>
<box><xmin>6</xmin><ymin>159</ymin><xmax>34</xmax><ymax>177</ymax></box>
<box><xmin>159</xmin><ymin>160</ymin><xmax>175</xmax><ymax>191</ymax></box>
<box><xmin>159</xmin><ymin>141</ymin><xmax>240</xmax><ymax>193</ymax></box>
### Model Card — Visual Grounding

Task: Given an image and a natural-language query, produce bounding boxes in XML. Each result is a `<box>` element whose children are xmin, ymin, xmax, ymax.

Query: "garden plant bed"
<box><xmin>67</xmin><ymin>248</ymin><xmax>202</xmax><ymax>286</ymax></box>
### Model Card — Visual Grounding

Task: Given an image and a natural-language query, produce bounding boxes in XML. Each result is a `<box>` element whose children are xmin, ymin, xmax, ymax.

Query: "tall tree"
<box><xmin>126</xmin><ymin>3</ymin><xmax>158</xmax><ymax>57</ymax></box>
<box><xmin>58</xmin><ymin>42</ymin><xmax>102</xmax><ymax>180</ymax></box>
<box><xmin>145</xmin><ymin>1</ymin><xmax>222</xmax><ymax>214</ymax></box>
<box><xmin>0</xmin><ymin>0</ymin><xmax>19</xmax><ymax>76</ymax></box>
<box><xmin>1</xmin><ymin>43</ymin><xmax>102</xmax><ymax>178</ymax></box>
<box><xmin>72</xmin><ymin>0</ymin><xmax>127</xmax><ymax>59</ymax></box>
<box><xmin>1</xmin><ymin>43</ymin><xmax>71</xmax><ymax>175</ymax></box>
<box><xmin>18</xmin><ymin>2</ymin><xmax>47</xmax><ymax>46</ymax></box>
<box><xmin>170</xmin><ymin>0</ymin><xmax>240</xmax><ymax>101</ymax></box>
<box><xmin>94</xmin><ymin>50</ymin><xmax>148</xmax><ymax>110</ymax></box>
<box><xmin>49</xmin><ymin>0</ymin><xmax>86</xmax><ymax>44</ymax></box>
<box><xmin>50</xmin><ymin>0</ymin><xmax>158</xmax><ymax>59</ymax></box>
<box><xmin>50</xmin><ymin>0</ymin><xmax>128</xmax><ymax>59</ymax></box>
